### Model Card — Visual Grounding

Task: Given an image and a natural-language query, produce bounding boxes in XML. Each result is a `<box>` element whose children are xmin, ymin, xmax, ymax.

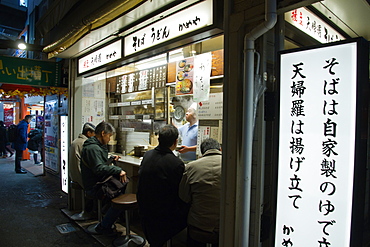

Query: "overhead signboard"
<box><xmin>124</xmin><ymin>0</ymin><xmax>213</xmax><ymax>56</ymax></box>
<box><xmin>0</xmin><ymin>56</ymin><xmax>61</xmax><ymax>87</ymax></box>
<box><xmin>78</xmin><ymin>39</ymin><xmax>122</xmax><ymax>74</ymax></box>
<box><xmin>285</xmin><ymin>7</ymin><xmax>345</xmax><ymax>44</ymax></box>
<box><xmin>275</xmin><ymin>39</ymin><xmax>368</xmax><ymax>247</ymax></box>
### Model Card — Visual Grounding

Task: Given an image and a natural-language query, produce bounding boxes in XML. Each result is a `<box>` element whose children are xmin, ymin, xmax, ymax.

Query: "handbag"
<box><xmin>82</xmin><ymin>157</ymin><xmax>129</xmax><ymax>200</ymax></box>
<box><xmin>94</xmin><ymin>175</ymin><xmax>129</xmax><ymax>200</ymax></box>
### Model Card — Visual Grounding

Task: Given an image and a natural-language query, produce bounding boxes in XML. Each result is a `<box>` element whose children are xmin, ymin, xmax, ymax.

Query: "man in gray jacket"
<box><xmin>179</xmin><ymin>138</ymin><xmax>222</xmax><ymax>247</ymax></box>
<box><xmin>69</xmin><ymin>122</ymin><xmax>95</xmax><ymax>220</ymax></box>
<box><xmin>69</xmin><ymin>122</ymin><xmax>96</xmax><ymax>188</ymax></box>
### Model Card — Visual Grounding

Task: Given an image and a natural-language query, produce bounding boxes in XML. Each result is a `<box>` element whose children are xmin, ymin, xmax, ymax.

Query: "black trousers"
<box><xmin>14</xmin><ymin>149</ymin><xmax>23</xmax><ymax>171</ymax></box>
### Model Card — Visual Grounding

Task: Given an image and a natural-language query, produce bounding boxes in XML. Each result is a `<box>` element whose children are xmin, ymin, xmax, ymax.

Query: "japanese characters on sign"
<box><xmin>193</xmin><ymin>52</ymin><xmax>213</xmax><ymax>102</ymax></box>
<box><xmin>60</xmin><ymin>116</ymin><xmax>69</xmax><ymax>193</ymax></box>
<box><xmin>124</xmin><ymin>0</ymin><xmax>213</xmax><ymax>56</ymax></box>
<box><xmin>198</xmin><ymin>92</ymin><xmax>223</xmax><ymax>120</ymax></box>
<box><xmin>116</xmin><ymin>65</ymin><xmax>167</xmax><ymax>94</ymax></box>
<box><xmin>0</xmin><ymin>55</ymin><xmax>60</xmax><ymax>87</ymax></box>
<box><xmin>78</xmin><ymin>39</ymin><xmax>122</xmax><ymax>74</ymax></box>
<box><xmin>276</xmin><ymin>42</ymin><xmax>358</xmax><ymax>246</ymax></box>
<box><xmin>285</xmin><ymin>7</ymin><xmax>345</xmax><ymax>44</ymax></box>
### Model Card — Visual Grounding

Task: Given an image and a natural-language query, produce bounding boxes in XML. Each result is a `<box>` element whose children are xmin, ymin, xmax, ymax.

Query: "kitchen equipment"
<box><xmin>134</xmin><ymin>146</ymin><xmax>147</xmax><ymax>157</ymax></box>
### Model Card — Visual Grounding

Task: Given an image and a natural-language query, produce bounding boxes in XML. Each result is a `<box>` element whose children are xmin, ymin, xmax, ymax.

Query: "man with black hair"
<box><xmin>179</xmin><ymin>138</ymin><xmax>222</xmax><ymax>247</ymax></box>
<box><xmin>137</xmin><ymin>124</ymin><xmax>189</xmax><ymax>247</ymax></box>
<box><xmin>13</xmin><ymin>115</ymin><xmax>33</xmax><ymax>174</ymax></box>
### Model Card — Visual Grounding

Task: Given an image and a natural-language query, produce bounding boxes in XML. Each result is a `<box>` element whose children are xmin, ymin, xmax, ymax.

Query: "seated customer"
<box><xmin>80</xmin><ymin>121</ymin><xmax>127</xmax><ymax>235</ymax></box>
<box><xmin>137</xmin><ymin>125</ymin><xmax>189</xmax><ymax>247</ymax></box>
<box><xmin>179</xmin><ymin>138</ymin><xmax>222</xmax><ymax>247</ymax></box>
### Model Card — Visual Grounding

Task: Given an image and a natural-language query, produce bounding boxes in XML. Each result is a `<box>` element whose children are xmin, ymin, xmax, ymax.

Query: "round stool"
<box><xmin>112</xmin><ymin>194</ymin><xmax>146</xmax><ymax>247</ymax></box>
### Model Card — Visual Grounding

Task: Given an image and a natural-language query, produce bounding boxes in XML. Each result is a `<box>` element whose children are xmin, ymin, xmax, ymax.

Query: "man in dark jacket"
<box><xmin>27</xmin><ymin>128</ymin><xmax>43</xmax><ymax>165</ymax></box>
<box><xmin>81</xmin><ymin>121</ymin><xmax>127</xmax><ymax>235</ymax></box>
<box><xmin>137</xmin><ymin>124</ymin><xmax>189</xmax><ymax>247</ymax></box>
<box><xmin>0</xmin><ymin>121</ymin><xmax>8</xmax><ymax>158</ymax></box>
<box><xmin>14</xmin><ymin>115</ymin><xmax>33</xmax><ymax>174</ymax></box>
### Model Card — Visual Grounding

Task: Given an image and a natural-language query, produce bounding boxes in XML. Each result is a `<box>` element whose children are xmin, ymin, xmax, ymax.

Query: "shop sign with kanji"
<box><xmin>0</xmin><ymin>56</ymin><xmax>61</xmax><ymax>87</ymax></box>
<box><xmin>275</xmin><ymin>39</ymin><xmax>368</xmax><ymax>247</ymax></box>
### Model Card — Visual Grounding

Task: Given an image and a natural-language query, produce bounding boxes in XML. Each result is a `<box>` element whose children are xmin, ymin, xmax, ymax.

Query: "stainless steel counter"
<box><xmin>109</xmin><ymin>153</ymin><xmax>142</xmax><ymax>193</ymax></box>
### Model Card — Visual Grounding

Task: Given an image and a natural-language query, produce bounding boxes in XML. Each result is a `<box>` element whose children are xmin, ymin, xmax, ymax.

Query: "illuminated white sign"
<box><xmin>124</xmin><ymin>0</ymin><xmax>213</xmax><ymax>56</ymax></box>
<box><xmin>78</xmin><ymin>39</ymin><xmax>122</xmax><ymax>74</ymax></box>
<box><xmin>275</xmin><ymin>42</ymin><xmax>358</xmax><ymax>246</ymax></box>
<box><xmin>60</xmin><ymin>116</ymin><xmax>69</xmax><ymax>193</ymax></box>
<box><xmin>285</xmin><ymin>7</ymin><xmax>345</xmax><ymax>44</ymax></box>
<box><xmin>198</xmin><ymin>92</ymin><xmax>223</xmax><ymax>120</ymax></box>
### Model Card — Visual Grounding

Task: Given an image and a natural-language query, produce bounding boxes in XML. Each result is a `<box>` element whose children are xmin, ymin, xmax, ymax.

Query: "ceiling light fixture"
<box><xmin>16</xmin><ymin>36</ymin><xmax>27</xmax><ymax>50</ymax></box>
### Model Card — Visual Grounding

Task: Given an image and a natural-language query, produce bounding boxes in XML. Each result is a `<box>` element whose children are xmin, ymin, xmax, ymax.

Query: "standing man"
<box><xmin>0</xmin><ymin>121</ymin><xmax>8</xmax><ymax>158</ymax></box>
<box><xmin>179</xmin><ymin>138</ymin><xmax>222</xmax><ymax>246</ymax></box>
<box><xmin>178</xmin><ymin>106</ymin><xmax>199</xmax><ymax>162</ymax></box>
<box><xmin>137</xmin><ymin>125</ymin><xmax>189</xmax><ymax>247</ymax></box>
<box><xmin>14</xmin><ymin>115</ymin><xmax>33</xmax><ymax>174</ymax></box>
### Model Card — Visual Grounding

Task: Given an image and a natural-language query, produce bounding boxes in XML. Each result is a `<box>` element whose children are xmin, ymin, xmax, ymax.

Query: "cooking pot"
<box><xmin>134</xmin><ymin>146</ymin><xmax>146</xmax><ymax>157</ymax></box>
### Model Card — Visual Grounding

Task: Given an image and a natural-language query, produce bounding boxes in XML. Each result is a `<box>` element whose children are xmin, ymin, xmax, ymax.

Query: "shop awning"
<box><xmin>40</xmin><ymin>0</ymin><xmax>146</xmax><ymax>58</ymax></box>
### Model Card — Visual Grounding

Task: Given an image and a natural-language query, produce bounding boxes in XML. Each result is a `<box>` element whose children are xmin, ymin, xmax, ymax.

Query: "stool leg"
<box><xmin>81</xmin><ymin>189</ymin><xmax>85</xmax><ymax>210</ymax></box>
<box><xmin>124</xmin><ymin>210</ymin><xmax>130</xmax><ymax>241</ymax></box>
<box><xmin>98</xmin><ymin>199</ymin><xmax>103</xmax><ymax>222</ymax></box>
<box><xmin>166</xmin><ymin>239</ymin><xmax>171</xmax><ymax>247</ymax></box>
<box><xmin>112</xmin><ymin>209</ymin><xmax>146</xmax><ymax>247</ymax></box>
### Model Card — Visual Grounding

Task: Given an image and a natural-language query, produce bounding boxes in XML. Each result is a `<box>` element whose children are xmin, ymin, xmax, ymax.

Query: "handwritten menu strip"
<box><xmin>115</xmin><ymin>65</ymin><xmax>167</xmax><ymax>94</ymax></box>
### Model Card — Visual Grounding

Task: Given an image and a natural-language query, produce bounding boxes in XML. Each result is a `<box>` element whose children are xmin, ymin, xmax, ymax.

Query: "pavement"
<box><xmin>0</xmin><ymin>154</ymin><xmax>187</xmax><ymax>247</ymax></box>
<box><xmin>0</xmin><ymin>155</ymin><xmax>102</xmax><ymax>247</ymax></box>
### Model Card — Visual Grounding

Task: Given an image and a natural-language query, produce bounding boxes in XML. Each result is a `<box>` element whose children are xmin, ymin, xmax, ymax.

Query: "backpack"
<box><xmin>7</xmin><ymin>124</ymin><xmax>17</xmax><ymax>142</ymax></box>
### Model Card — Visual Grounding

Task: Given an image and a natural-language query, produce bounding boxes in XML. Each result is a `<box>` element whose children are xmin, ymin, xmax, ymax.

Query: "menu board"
<box><xmin>116</xmin><ymin>65</ymin><xmax>167</xmax><ymax>93</ymax></box>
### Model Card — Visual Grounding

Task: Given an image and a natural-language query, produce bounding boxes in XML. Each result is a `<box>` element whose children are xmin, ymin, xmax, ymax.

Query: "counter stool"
<box><xmin>70</xmin><ymin>181</ymin><xmax>94</xmax><ymax>221</ymax></box>
<box><xmin>188</xmin><ymin>225</ymin><xmax>218</xmax><ymax>247</ymax></box>
<box><xmin>111</xmin><ymin>194</ymin><xmax>146</xmax><ymax>247</ymax></box>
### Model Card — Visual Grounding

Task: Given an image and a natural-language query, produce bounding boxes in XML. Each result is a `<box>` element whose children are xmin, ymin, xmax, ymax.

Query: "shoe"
<box><xmin>85</xmin><ymin>223</ymin><xmax>116</xmax><ymax>235</ymax></box>
<box><xmin>9</xmin><ymin>153</ymin><xmax>13</xmax><ymax>157</ymax></box>
<box><xmin>15</xmin><ymin>169</ymin><xmax>27</xmax><ymax>174</ymax></box>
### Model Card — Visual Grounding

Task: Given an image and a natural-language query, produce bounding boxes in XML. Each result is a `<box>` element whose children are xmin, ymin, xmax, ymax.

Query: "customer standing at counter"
<box><xmin>137</xmin><ymin>124</ymin><xmax>189</xmax><ymax>247</ymax></box>
<box><xmin>179</xmin><ymin>138</ymin><xmax>222</xmax><ymax>247</ymax></box>
<box><xmin>13</xmin><ymin>115</ymin><xmax>33</xmax><ymax>174</ymax></box>
<box><xmin>178</xmin><ymin>106</ymin><xmax>198</xmax><ymax>162</ymax></box>
<box><xmin>80</xmin><ymin>121</ymin><xmax>127</xmax><ymax>235</ymax></box>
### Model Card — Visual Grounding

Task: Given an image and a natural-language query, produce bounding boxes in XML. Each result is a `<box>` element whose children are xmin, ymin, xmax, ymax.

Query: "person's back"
<box><xmin>0</xmin><ymin>122</ymin><xmax>7</xmax><ymax>158</ymax></box>
<box><xmin>179</xmin><ymin>138</ymin><xmax>222</xmax><ymax>246</ymax></box>
<box><xmin>27</xmin><ymin>129</ymin><xmax>42</xmax><ymax>151</ymax></box>
<box><xmin>137</xmin><ymin>125</ymin><xmax>189</xmax><ymax>247</ymax></box>
<box><xmin>69</xmin><ymin>122</ymin><xmax>95</xmax><ymax>188</ymax></box>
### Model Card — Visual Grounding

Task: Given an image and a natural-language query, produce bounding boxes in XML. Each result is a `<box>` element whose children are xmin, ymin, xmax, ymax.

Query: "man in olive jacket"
<box><xmin>137</xmin><ymin>125</ymin><xmax>189</xmax><ymax>247</ymax></box>
<box><xmin>81</xmin><ymin>121</ymin><xmax>127</xmax><ymax>235</ymax></box>
<box><xmin>179</xmin><ymin>138</ymin><xmax>222</xmax><ymax>246</ymax></box>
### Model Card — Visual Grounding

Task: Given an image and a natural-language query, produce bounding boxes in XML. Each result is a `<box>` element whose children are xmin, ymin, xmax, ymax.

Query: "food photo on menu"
<box><xmin>176</xmin><ymin>58</ymin><xmax>194</xmax><ymax>95</ymax></box>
